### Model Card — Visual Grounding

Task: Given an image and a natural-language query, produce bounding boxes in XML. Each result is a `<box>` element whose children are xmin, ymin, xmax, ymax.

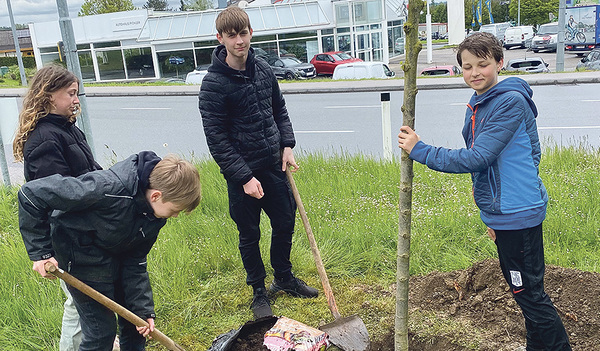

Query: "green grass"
<box><xmin>0</xmin><ymin>147</ymin><xmax>598</xmax><ymax>350</ymax></box>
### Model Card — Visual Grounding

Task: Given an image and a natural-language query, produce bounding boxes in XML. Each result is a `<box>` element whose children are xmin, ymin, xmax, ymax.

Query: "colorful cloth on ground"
<box><xmin>263</xmin><ymin>317</ymin><xmax>328</xmax><ymax>351</ymax></box>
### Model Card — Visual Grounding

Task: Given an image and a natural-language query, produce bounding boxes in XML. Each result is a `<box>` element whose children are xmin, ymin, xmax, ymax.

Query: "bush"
<box><xmin>0</xmin><ymin>56</ymin><xmax>36</xmax><ymax>68</ymax></box>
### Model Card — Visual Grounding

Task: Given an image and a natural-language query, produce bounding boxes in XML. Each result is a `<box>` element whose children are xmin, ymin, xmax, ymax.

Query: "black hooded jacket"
<box><xmin>198</xmin><ymin>46</ymin><xmax>295</xmax><ymax>185</ymax></box>
<box><xmin>23</xmin><ymin>113</ymin><xmax>102</xmax><ymax>181</ymax></box>
<box><xmin>18</xmin><ymin>151</ymin><xmax>165</xmax><ymax>319</ymax></box>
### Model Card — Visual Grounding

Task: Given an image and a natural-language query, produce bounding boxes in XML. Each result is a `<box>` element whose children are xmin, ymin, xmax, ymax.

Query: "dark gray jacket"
<box><xmin>199</xmin><ymin>46</ymin><xmax>295</xmax><ymax>185</ymax></box>
<box><xmin>18</xmin><ymin>152</ymin><xmax>165</xmax><ymax>319</ymax></box>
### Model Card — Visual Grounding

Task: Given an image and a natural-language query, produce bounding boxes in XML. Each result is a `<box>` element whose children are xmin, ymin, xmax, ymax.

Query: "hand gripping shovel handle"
<box><xmin>285</xmin><ymin>169</ymin><xmax>342</xmax><ymax>320</ymax></box>
<box><xmin>44</xmin><ymin>262</ymin><xmax>185</xmax><ymax>351</ymax></box>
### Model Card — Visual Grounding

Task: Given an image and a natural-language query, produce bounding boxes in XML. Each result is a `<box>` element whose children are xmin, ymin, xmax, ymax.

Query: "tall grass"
<box><xmin>0</xmin><ymin>146</ymin><xmax>598</xmax><ymax>350</ymax></box>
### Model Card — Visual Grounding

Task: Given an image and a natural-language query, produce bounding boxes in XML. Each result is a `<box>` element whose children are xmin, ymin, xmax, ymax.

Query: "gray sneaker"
<box><xmin>250</xmin><ymin>288</ymin><xmax>273</xmax><ymax>319</ymax></box>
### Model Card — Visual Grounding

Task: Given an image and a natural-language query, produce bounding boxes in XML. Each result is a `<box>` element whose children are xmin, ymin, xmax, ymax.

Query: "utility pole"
<box><xmin>426</xmin><ymin>0</ymin><xmax>432</xmax><ymax>63</ymax></box>
<box><xmin>518</xmin><ymin>0</ymin><xmax>521</xmax><ymax>25</ymax></box>
<box><xmin>6</xmin><ymin>0</ymin><xmax>27</xmax><ymax>86</ymax></box>
<box><xmin>556</xmin><ymin>0</ymin><xmax>566</xmax><ymax>72</ymax></box>
<box><xmin>56</xmin><ymin>0</ymin><xmax>96</xmax><ymax>158</ymax></box>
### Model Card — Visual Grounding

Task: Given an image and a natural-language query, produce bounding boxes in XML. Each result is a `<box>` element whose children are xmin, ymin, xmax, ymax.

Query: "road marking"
<box><xmin>295</xmin><ymin>130</ymin><xmax>355</xmax><ymax>133</ymax></box>
<box><xmin>325</xmin><ymin>105</ymin><xmax>379</xmax><ymax>109</ymax></box>
<box><xmin>538</xmin><ymin>126</ymin><xmax>600</xmax><ymax>130</ymax></box>
<box><xmin>450</xmin><ymin>103</ymin><xmax>466</xmax><ymax>106</ymax></box>
<box><xmin>121</xmin><ymin>107</ymin><xmax>172</xmax><ymax>110</ymax></box>
<box><xmin>581</xmin><ymin>100</ymin><xmax>600</xmax><ymax>102</ymax></box>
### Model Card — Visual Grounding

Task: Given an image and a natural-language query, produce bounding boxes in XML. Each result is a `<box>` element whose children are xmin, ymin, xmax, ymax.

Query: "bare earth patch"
<box><xmin>371</xmin><ymin>259</ymin><xmax>600</xmax><ymax>351</ymax></box>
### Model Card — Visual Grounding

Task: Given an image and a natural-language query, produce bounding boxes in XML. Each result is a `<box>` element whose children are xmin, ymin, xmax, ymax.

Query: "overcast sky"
<box><xmin>0</xmin><ymin>0</ymin><xmax>183</xmax><ymax>29</ymax></box>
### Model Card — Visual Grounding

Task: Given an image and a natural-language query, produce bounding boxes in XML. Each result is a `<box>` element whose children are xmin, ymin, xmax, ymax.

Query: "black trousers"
<box><xmin>495</xmin><ymin>223</ymin><xmax>571</xmax><ymax>351</ymax></box>
<box><xmin>68</xmin><ymin>280</ymin><xmax>146</xmax><ymax>351</ymax></box>
<box><xmin>226</xmin><ymin>167</ymin><xmax>296</xmax><ymax>286</ymax></box>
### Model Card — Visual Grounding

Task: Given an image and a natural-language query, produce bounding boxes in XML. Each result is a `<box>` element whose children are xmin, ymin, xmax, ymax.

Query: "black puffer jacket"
<box><xmin>18</xmin><ymin>152</ymin><xmax>165</xmax><ymax>319</ymax></box>
<box><xmin>23</xmin><ymin>113</ymin><xmax>102</xmax><ymax>181</ymax></box>
<box><xmin>199</xmin><ymin>46</ymin><xmax>295</xmax><ymax>185</ymax></box>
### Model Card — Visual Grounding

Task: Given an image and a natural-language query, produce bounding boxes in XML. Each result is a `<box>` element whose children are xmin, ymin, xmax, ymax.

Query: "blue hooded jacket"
<box><xmin>409</xmin><ymin>77</ymin><xmax>547</xmax><ymax>230</ymax></box>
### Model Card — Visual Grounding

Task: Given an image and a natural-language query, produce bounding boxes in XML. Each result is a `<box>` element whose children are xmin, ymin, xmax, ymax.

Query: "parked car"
<box><xmin>530</xmin><ymin>23</ymin><xmax>559</xmax><ymax>53</ymax></box>
<box><xmin>168</xmin><ymin>56</ymin><xmax>185</xmax><ymax>65</ymax></box>
<box><xmin>479</xmin><ymin>22</ymin><xmax>512</xmax><ymax>44</ymax></box>
<box><xmin>503</xmin><ymin>26</ymin><xmax>535</xmax><ymax>49</ymax></box>
<box><xmin>504</xmin><ymin>57</ymin><xmax>550</xmax><ymax>73</ymax></box>
<box><xmin>394</xmin><ymin>38</ymin><xmax>405</xmax><ymax>53</ymax></box>
<box><xmin>310</xmin><ymin>51</ymin><xmax>362</xmax><ymax>75</ymax></box>
<box><xmin>267</xmin><ymin>57</ymin><xmax>316</xmax><ymax>80</ymax></box>
<box><xmin>332</xmin><ymin>61</ymin><xmax>395</xmax><ymax>80</ymax></box>
<box><xmin>576</xmin><ymin>48</ymin><xmax>600</xmax><ymax>71</ymax></box>
<box><xmin>420</xmin><ymin>65</ymin><xmax>461</xmax><ymax>76</ymax></box>
<box><xmin>185</xmin><ymin>64</ymin><xmax>210</xmax><ymax>84</ymax></box>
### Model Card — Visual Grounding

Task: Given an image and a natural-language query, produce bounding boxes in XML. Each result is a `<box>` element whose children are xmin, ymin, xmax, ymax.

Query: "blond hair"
<box><xmin>149</xmin><ymin>154</ymin><xmax>202</xmax><ymax>213</ymax></box>
<box><xmin>215</xmin><ymin>6</ymin><xmax>252</xmax><ymax>35</ymax></box>
<box><xmin>13</xmin><ymin>64</ymin><xmax>79</xmax><ymax>162</ymax></box>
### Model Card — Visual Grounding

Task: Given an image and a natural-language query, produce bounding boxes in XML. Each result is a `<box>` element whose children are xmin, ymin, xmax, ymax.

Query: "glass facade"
<box><xmin>33</xmin><ymin>0</ymin><xmax>402</xmax><ymax>82</ymax></box>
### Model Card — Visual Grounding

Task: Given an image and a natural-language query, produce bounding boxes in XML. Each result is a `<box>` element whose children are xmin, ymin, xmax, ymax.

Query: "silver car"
<box><xmin>576</xmin><ymin>48</ymin><xmax>600</xmax><ymax>71</ymax></box>
<box><xmin>504</xmin><ymin>57</ymin><xmax>550</xmax><ymax>73</ymax></box>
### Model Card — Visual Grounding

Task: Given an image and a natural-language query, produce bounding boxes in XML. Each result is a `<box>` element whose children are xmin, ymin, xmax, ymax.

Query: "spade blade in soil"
<box><xmin>320</xmin><ymin>314</ymin><xmax>370</xmax><ymax>351</ymax></box>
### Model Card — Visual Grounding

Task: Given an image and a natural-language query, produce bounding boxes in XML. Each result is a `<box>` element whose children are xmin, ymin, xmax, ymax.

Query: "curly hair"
<box><xmin>13</xmin><ymin>64</ymin><xmax>79</xmax><ymax>162</ymax></box>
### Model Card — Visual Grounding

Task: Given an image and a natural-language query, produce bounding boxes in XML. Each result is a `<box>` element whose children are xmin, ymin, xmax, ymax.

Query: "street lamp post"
<box><xmin>518</xmin><ymin>0</ymin><xmax>521</xmax><ymax>26</ymax></box>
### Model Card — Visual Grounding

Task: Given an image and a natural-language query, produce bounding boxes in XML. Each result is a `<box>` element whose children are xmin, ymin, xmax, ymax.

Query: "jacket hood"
<box><xmin>136</xmin><ymin>151</ymin><xmax>161</xmax><ymax>192</ymax></box>
<box><xmin>208</xmin><ymin>45</ymin><xmax>256</xmax><ymax>79</ymax></box>
<box><xmin>468</xmin><ymin>77</ymin><xmax>538</xmax><ymax>118</ymax></box>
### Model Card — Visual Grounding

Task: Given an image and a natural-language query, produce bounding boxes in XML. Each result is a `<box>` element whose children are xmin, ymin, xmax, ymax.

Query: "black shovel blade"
<box><xmin>320</xmin><ymin>314</ymin><xmax>370</xmax><ymax>351</ymax></box>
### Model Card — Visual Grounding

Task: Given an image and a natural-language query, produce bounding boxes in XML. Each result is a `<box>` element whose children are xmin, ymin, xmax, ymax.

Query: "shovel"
<box><xmin>285</xmin><ymin>169</ymin><xmax>370</xmax><ymax>351</ymax></box>
<box><xmin>44</xmin><ymin>262</ymin><xmax>185</xmax><ymax>351</ymax></box>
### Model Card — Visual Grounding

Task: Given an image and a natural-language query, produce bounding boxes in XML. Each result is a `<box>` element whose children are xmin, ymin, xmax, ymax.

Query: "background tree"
<box><xmin>78</xmin><ymin>0</ymin><xmax>136</xmax><ymax>16</ymax></box>
<box><xmin>464</xmin><ymin>0</ymin><xmax>511</xmax><ymax>30</ymax></box>
<box><xmin>508</xmin><ymin>0</ymin><xmax>559</xmax><ymax>26</ymax></box>
<box><xmin>179</xmin><ymin>0</ymin><xmax>185</xmax><ymax>10</ymax></box>
<box><xmin>419</xmin><ymin>1</ymin><xmax>447</xmax><ymax>23</ymax></box>
<box><xmin>181</xmin><ymin>0</ymin><xmax>213</xmax><ymax>11</ymax></box>
<box><xmin>396</xmin><ymin>0</ymin><xmax>423</xmax><ymax>350</ymax></box>
<box><xmin>143</xmin><ymin>0</ymin><xmax>171</xmax><ymax>11</ymax></box>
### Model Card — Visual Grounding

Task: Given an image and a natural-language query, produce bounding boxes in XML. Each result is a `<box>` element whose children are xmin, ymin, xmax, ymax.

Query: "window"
<box><xmin>96</xmin><ymin>49</ymin><xmax>126</xmax><ymax>80</ymax></box>
<box><xmin>124</xmin><ymin>47</ymin><xmax>155</xmax><ymax>79</ymax></box>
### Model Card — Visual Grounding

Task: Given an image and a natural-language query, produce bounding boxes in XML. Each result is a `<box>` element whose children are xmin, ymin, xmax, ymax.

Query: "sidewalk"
<box><xmin>1</xmin><ymin>70</ymin><xmax>600</xmax><ymax>98</ymax></box>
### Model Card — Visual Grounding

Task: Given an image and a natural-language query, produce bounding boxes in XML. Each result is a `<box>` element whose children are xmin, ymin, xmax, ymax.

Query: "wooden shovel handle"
<box><xmin>44</xmin><ymin>262</ymin><xmax>185</xmax><ymax>351</ymax></box>
<box><xmin>286</xmin><ymin>169</ymin><xmax>341</xmax><ymax>320</ymax></box>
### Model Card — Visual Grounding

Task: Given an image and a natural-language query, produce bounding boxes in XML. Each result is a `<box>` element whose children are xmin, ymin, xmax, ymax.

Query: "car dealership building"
<box><xmin>28</xmin><ymin>0</ymin><xmax>406</xmax><ymax>82</ymax></box>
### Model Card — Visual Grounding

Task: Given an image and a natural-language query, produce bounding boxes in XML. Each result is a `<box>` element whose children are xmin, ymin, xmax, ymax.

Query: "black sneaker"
<box><xmin>250</xmin><ymin>288</ymin><xmax>273</xmax><ymax>319</ymax></box>
<box><xmin>269</xmin><ymin>274</ymin><xmax>319</xmax><ymax>298</ymax></box>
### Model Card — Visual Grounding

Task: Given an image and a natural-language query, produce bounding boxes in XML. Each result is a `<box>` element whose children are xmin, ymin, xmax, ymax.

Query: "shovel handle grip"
<box><xmin>44</xmin><ymin>262</ymin><xmax>186</xmax><ymax>351</ymax></box>
<box><xmin>286</xmin><ymin>169</ymin><xmax>342</xmax><ymax>320</ymax></box>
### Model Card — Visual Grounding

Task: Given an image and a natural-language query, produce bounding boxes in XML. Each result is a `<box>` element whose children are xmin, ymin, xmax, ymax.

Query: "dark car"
<box><xmin>310</xmin><ymin>51</ymin><xmax>362</xmax><ymax>75</ymax></box>
<box><xmin>504</xmin><ymin>57</ymin><xmax>550</xmax><ymax>73</ymax></box>
<box><xmin>267</xmin><ymin>57</ymin><xmax>316</xmax><ymax>80</ymax></box>
<box><xmin>576</xmin><ymin>48</ymin><xmax>600</xmax><ymax>71</ymax></box>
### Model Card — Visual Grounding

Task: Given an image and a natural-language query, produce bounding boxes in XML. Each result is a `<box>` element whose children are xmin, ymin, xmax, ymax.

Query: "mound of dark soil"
<box><xmin>211</xmin><ymin>259</ymin><xmax>600</xmax><ymax>351</ymax></box>
<box><xmin>371</xmin><ymin>259</ymin><xmax>600</xmax><ymax>351</ymax></box>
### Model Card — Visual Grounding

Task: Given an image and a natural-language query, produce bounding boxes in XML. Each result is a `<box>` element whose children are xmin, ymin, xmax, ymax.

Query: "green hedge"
<box><xmin>0</xmin><ymin>57</ymin><xmax>36</xmax><ymax>69</ymax></box>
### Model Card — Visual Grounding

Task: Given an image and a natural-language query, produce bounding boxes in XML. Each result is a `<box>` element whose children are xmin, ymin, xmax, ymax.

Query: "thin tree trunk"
<box><xmin>395</xmin><ymin>0</ymin><xmax>423</xmax><ymax>350</ymax></box>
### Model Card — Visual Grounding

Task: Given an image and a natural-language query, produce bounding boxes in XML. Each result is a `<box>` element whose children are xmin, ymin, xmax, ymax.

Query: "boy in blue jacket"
<box><xmin>398</xmin><ymin>32</ymin><xmax>571</xmax><ymax>351</ymax></box>
<box><xmin>19</xmin><ymin>152</ymin><xmax>201</xmax><ymax>351</ymax></box>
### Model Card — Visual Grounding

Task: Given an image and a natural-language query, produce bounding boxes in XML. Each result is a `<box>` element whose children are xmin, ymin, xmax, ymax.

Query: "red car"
<box><xmin>310</xmin><ymin>51</ymin><xmax>362</xmax><ymax>75</ymax></box>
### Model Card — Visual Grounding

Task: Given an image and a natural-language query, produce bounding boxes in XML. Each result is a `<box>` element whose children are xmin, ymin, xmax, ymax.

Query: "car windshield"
<box><xmin>281</xmin><ymin>57</ymin><xmax>302</xmax><ymax>66</ymax></box>
<box><xmin>538</xmin><ymin>24</ymin><xmax>558</xmax><ymax>35</ymax></box>
<box><xmin>333</xmin><ymin>53</ymin><xmax>352</xmax><ymax>60</ymax></box>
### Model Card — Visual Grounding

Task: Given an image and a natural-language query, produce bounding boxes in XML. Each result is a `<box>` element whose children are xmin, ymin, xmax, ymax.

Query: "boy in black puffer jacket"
<box><xmin>19</xmin><ymin>152</ymin><xmax>201</xmax><ymax>351</ymax></box>
<box><xmin>198</xmin><ymin>6</ymin><xmax>317</xmax><ymax>319</ymax></box>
